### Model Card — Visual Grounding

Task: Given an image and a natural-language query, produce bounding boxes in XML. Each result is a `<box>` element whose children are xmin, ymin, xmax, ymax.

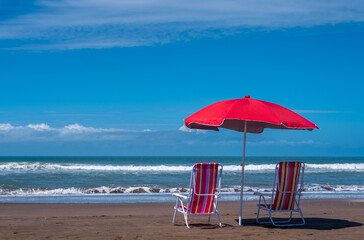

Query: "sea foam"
<box><xmin>0</xmin><ymin>162</ymin><xmax>364</xmax><ymax>172</ymax></box>
<box><xmin>1</xmin><ymin>184</ymin><xmax>363</xmax><ymax>196</ymax></box>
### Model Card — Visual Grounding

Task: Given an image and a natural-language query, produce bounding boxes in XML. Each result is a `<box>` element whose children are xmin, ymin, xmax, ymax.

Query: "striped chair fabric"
<box><xmin>189</xmin><ymin>163</ymin><xmax>219</xmax><ymax>214</ymax></box>
<box><xmin>271</xmin><ymin>162</ymin><xmax>302</xmax><ymax>210</ymax></box>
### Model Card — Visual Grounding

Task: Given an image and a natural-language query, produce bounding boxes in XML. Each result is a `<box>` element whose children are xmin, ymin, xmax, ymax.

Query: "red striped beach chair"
<box><xmin>172</xmin><ymin>163</ymin><xmax>223</xmax><ymax>228</ymax></box>
<box><xmin>254</xmin><ymin>162</ymin><xmax>305</xmax><ymax>226</ymax></box>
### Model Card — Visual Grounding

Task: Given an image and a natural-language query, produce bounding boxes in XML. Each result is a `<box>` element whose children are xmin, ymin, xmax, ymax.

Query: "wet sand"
<box><xmin>0</xmin><ymin>199</ymin><xmax>363</xmax><ymax>239</ymax></box>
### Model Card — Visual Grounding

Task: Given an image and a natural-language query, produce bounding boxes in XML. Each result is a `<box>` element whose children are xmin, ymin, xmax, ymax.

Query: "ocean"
<box><xmin>1</xmin><ymin>156</ymin><xmax>363</xmax><ymax>203</ymax></box>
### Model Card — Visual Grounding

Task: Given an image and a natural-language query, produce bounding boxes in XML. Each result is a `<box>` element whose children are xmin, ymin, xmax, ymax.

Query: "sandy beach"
<box><xmin>0</xmin><ymin>199</ymin><xmax>363</xmax><ymax>239</ymax></box>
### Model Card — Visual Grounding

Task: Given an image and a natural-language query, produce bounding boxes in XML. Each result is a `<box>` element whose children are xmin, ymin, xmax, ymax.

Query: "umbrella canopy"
<box><xmin>184</xmin><ymin>96</ymin><xmax>318</xmax><ymax>225</ymax></box>
<box><xmin>185</xmin><ymin>96</ymin><xmax>318</xmax><ymax>133</ymax></box>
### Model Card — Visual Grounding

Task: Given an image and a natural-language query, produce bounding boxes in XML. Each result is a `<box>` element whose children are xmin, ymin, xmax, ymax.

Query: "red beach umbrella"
<box><xmin>184</xmin><ymin>96</ymin><xmax>318</xmax><ymax>225</ymax></box>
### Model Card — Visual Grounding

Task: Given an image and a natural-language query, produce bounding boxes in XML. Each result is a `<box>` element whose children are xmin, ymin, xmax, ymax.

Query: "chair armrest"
<box><xmin>172</xmin><ymin>193</ymin><xmax>188</xmax><ymax>199</ymax></box>
<box><xmin>253</xmin><ymin>191</ymin><xmax>272</xmax><ymax>197</ymax></box>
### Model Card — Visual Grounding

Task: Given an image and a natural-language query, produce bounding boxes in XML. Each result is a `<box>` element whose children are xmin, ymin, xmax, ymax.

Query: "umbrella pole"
<box><xmin>239</xmin><ymin>121</ymin><xmax>247</xmax><ymax>225</ymax></box>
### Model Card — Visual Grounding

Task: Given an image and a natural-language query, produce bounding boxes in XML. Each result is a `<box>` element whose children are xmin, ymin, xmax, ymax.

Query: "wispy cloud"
<box><xmin>1</xmin><ymin>0</ymin><xmax>364</xmax><ymax>50</ymax></box>
<box><xmin>249</xmin><ymin>139</ymin><xmax>323</xmax><ymax>145</ymax></box>
<box><xmin>0</xmin><ymin>123</ymin><xmax>153</xmax><ymax>142</ymax></box>
<box><xmin>294</xmin><ymin>110</ymin><xmax>343</xmax><ymax>114</ymax></box>
<box><xmin>0</xmin><ymin>122</ymin><xmax>235</xmax><ymax>144</ymax></box>
<box><xmin>206</xmin><ymin>139</ymin><xmax>323</xmax><ymax>146</ymax></box>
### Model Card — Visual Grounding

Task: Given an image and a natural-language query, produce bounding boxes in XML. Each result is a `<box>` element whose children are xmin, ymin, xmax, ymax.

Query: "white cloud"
<box><xmin>26</xmin><ymin>123</ymin><xmax>52</xmax><ymax>131</ymax></box>
<box><xmin>0</xmin><ymin>123</ymin><xmax>16</xmax><ymax>131</ymax></box>
<box><xmin>178</xmin><ymin>124</ymin><xmax>205</xmax><ymax>133</ymax></box>
<box><xmin>1</xmin><ymin>0</ymin><xmax>364</xmax><ymax>50</ymax></box>
<box><xmin>62</xmin><ymin>123</ymin><xmax>119</xmax><ymax>134</ymax></box>
<box><xmin>179</xmin><ymin>125</ymin><xmax>194</xmax><ymax>132</ymax></box>
<box><xmin>0</xmin><ymin>123</ymin><xmax>154</xmax><ymax>142</ymax></box>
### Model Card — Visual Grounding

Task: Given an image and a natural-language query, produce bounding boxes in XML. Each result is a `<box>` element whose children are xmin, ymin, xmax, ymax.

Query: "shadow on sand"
<box><xmin>173</xmin><ymin>223</ymin><xmax>227</xmax><ymax>229</ymax></box>
<box><xmin>235</xmin><ymin>218</ymin><xmax>363</xmax><ymax>230</ymax></box>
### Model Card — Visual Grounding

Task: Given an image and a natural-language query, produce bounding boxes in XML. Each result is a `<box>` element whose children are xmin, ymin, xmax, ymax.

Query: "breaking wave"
<box><xmin>1</xmin><ymin>184</ymin><xmax>363</xmax><ymax>196</ymax></box>
<box><xmin>0</xmin><ymin>162</ymin><xmax>364</xmax><ymax>173</ymax></box>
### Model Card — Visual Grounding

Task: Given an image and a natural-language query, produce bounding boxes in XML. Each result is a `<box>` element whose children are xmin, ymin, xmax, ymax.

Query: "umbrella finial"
<box><xmin>244</xmin><ymin>95</ymin><xmax>250</xmax><ymax>98</ymax></box>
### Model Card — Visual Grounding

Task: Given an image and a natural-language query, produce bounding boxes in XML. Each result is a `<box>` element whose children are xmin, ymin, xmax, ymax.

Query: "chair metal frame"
<box><xmin>254</xmin><ymin>162</ymin><xmax>305</xmax><ymax>227</ymax></box>
<box><xmin>172</xmin><ymin>163</ymin><xmax>223</xmax><ymax>229</ymax></box>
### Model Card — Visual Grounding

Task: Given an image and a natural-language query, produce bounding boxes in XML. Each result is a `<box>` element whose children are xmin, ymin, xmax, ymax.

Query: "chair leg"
<box><xmin>208</xmin><ymin>215</ymin><xmax>211</xmax><ymax>224</ymax></box>
<box><xmin>268</xmin><ymin>211</ymin><xmax>278</xmax><ymax>226</ymax></box>
<box><xmin>216</xmin><ymin>211</ymin><xmax>222</xmax><ymax>227</ymax></box>
<box><xmin>257</xmin><ymin>208</ymin><xmax>280</xmax><ymax>225</ymax></box>
<box><xmin>288</xmin><ymin>211</ymin><xmax>293</xmax><ymax>223</ymax></box>
<box><xmin>172</xmin><ymin>207</ymin><xmax>177</xmax><ymax>224</ymax></box>
<box><xmin>183</xmin><ymin>213</ymin><xmax>190</xmax><ymax>229</ymax></box>
<box><xmin>298</xmin><ymin>208</ymin><xmax>305</xmax><ymax>225</ymax></box>
<box><xmin>256</xmin><ymin>206</ymin><xmax>261</xmax><ymax>223</ymax></box>
<box><xmin>172</xmin><ymin>198</ymin><xmax>178</xmax><ymax>224</ymax></box>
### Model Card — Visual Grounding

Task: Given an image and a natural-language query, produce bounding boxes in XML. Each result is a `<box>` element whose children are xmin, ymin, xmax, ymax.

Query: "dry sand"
<box><xmin>0</xmin><ymin>199</ymin><xmax>363</xmax><ymax>239</ymax></box>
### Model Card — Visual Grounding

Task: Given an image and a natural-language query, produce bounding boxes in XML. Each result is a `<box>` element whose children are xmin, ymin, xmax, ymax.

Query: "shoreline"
<box><xmin>1</xmin><ymin>192</ymin><xmax>364</xmax><ymax>204</ymax></box>
<box><xmin>1</xmin><ymin>199</ymin><xmax>363</xmax><ymax>239</ymax></box>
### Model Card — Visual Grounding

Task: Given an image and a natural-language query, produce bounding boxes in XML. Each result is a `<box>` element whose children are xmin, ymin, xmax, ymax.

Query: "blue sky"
<box><xmin>0</xmin><ymin>0</ymin><xmax>363</xmax><ymax>156</ymax></box>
